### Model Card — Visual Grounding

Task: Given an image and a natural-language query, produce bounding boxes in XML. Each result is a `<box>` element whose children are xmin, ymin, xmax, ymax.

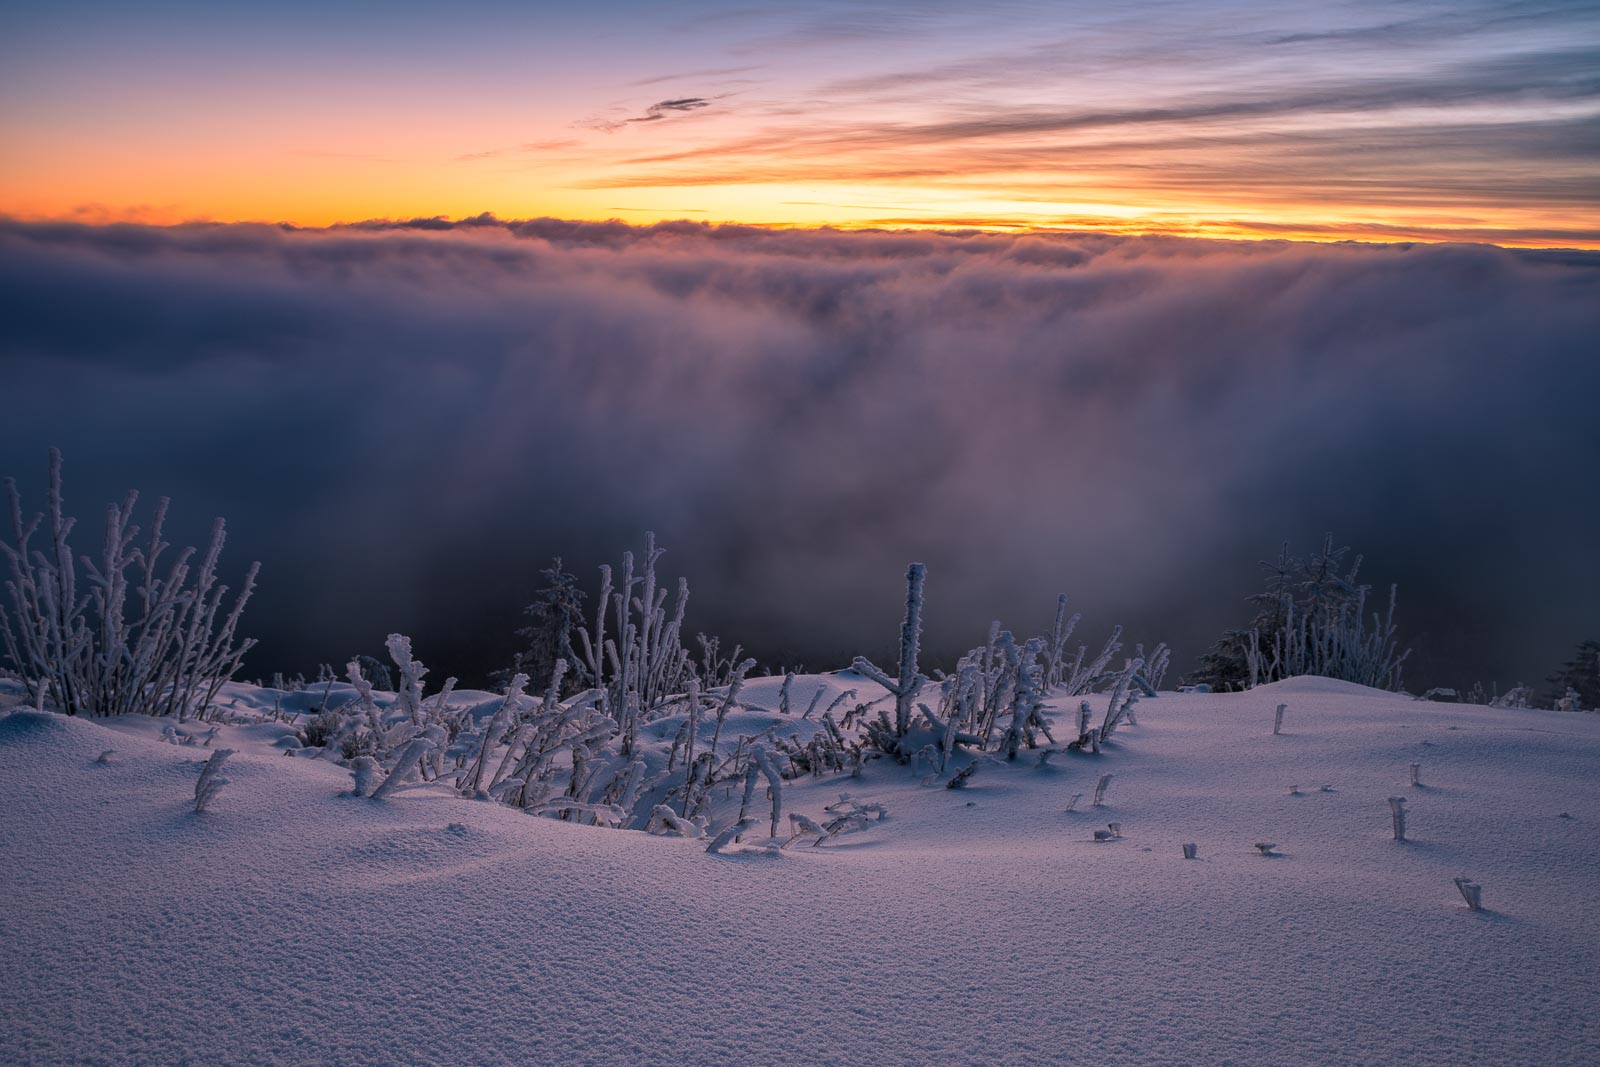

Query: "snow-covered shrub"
<box><xmin>0</xmin><ymin>450</ymin><xmax>259</xmax><ymax>718</ymax></box>
<box><xmin>369</xmin><ymin>737</ymin><xmax>434</xmax><ymax>801</ymax></box>
<box><xmin>849</xmin><ymin>564</ymin><xmax>1153</xmax><ymax>780</ymax></box>
<box><xmin>645</xmin><ymin>804</ymin><xmax>705</xmax><ymax>838</ymax></box>
<box><xmin>193</xmin><ymin>748</ymin><xmax>235</xmax><ymax>812</ymax></box>
<box><xmin>946</xmin><ymin>762</ymin><xmax>979</xmax><ymax>789</ymax></box>
<box><xmin>705</xmin><ymin>818</ymin><xmax>754</xmax><ymax>854</ymax></box>
<box><xmin>694</xmin><ymin>633</ymin><xmax>747</xmax><ymax>689</ymax></box>
<box><xmin>1491</xmin><ymin>685</ymin><xmax>1534</xmax><ymax>709</ymax></box>
<box><xmin>1192</xmin><ymin>535</ymin><xmax>1409</xmax><ymax>692</ymax></box>
<box><xmin>573</xmin><ymin>532</ymin><xmax>693</xmax><ymax>758</ymax></box>
<box><xmin>1099</xmin><ymin>662</ymin><xmax>1143</xmax><ymax>742</ymax></box>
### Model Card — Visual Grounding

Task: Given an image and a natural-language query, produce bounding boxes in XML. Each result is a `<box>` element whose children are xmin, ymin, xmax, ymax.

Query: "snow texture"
<box><xmin>1</xmin><ymin>678</ymin><xmax>1598</xmax><ymax>1065</ymax></box>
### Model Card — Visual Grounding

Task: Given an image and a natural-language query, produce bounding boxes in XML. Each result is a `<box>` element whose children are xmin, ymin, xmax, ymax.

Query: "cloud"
<box><xmin>632</xmin><ymin>97</ymin><xmax>714</xmax><ymax>123</ymax></box>
<box><xmin>1</xmin><ymin>217</ymin><xmax>1596</xmax><ymax>691</ymax></box>
<box><xmin>584</xmin><ymin>97</ymin><xmax>719</xmax><ymax>133</ymax></box>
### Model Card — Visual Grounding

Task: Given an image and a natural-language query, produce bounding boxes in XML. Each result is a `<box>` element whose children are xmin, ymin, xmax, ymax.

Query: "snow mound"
<box><xmin>0</xmin><ymin>709</ymin><xmax>68</xmax><ymax>743</ymax></box>
<box><xmin>1250</xmin><ymin>674</ymin><xmax>1397</xmax><ymax>697</ymax></box>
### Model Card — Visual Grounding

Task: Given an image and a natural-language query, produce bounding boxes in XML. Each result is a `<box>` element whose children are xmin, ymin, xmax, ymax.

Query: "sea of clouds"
<box><xmin>2</xmin><ymin>217</ymin><xmax>1595</xmax><ymax>687</ymax></box>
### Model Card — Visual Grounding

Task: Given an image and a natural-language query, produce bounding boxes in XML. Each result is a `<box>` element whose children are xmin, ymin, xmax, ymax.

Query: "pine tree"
<box><xmin>1546</xmin><ymin>640</ymin><xmax>1600</xmax><ymax>710</ymax></box>
<box><xmin>493</xmin><ymin>558</ymin><xmax>587</xmax><ymax>693</ymax></box>
<box><xmin>1190</xmin><ymin>534</ymin><xmax>1405</xmax><ymax>691</ymax></box>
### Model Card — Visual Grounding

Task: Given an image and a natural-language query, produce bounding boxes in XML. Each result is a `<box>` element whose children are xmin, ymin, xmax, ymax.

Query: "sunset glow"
<box><xmin>4</xmin><ymin>1</ymin><xmax>1597</xmax><ymax>246</ymax></box>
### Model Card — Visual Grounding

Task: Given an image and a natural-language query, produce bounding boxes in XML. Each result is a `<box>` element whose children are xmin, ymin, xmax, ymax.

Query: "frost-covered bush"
<box><xmin>1192</xmin><ymin>535</ymin><xmax>1409</xmax><ymax>692</ymax></box>
<box><xmin>849</xmin><ymin>563</ymin><xmax>1155</xmax><ymax>778</ymax></box>
<box><xmin>573</xmin><ymin>532</ymin><xmax>694</xmax><ymax>757</ymax></box>
<box><xmin>308</xmin><ymin>547</ymin><xmax>1164</xmax><ymax>844</ymax></box>
<box><xmin>0</xmin><ymin>450</ymin><xmax>259</xmax><ymax>718</ymax></box>
<box><xmin>1492</xmin><ymin>685</ymin><xmax>1535</xmax><ymax>709</ymax></box>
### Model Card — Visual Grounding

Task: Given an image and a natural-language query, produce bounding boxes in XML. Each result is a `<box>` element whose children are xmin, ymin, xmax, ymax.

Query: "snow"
<box><xmin>2</xmin><ymin>679</ymin><xmax>1598</xmax><ymax>1065</ymax></box>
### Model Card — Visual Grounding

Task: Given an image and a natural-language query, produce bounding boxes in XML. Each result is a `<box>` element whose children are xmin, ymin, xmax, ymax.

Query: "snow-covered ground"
<box><xmin>2</xmin><ymin>677</ymin><xmax>1596</xmax><ymax>1066</ymax></box>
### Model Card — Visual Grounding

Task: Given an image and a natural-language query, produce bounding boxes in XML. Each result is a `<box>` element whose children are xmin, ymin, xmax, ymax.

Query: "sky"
<box><xmin>3</xmin><ymin>0</ymin><xmax>1599</xmax><ymax>245</ymax></box>
<box><xmin>1</xmin><ymin>2</ymin><xmax>1598</xmax><ymax>691</ymax></box>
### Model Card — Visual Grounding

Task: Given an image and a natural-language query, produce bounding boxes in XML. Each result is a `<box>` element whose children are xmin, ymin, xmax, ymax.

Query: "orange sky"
<box><xmin>3</xmin><ymin>2</ymin><xmax>1597</xmax><ymax>248</ymax></box>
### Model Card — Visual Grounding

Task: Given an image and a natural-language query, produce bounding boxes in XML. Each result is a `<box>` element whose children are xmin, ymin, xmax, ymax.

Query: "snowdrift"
<box><xmin>2</xmin><ymin>684</ymin><xmax>1597</xmax><ymax>1065</ymax></box>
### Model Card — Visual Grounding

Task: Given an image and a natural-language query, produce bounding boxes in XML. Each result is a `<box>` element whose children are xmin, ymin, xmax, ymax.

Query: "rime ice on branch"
<box><xmin>851</xmin><ymin>562</ymin><xmax>927</xmax><ymax>749</ymax></box>
<box><xmin>0</xmin><ymin>450</ymin><xmax>258</xmax><ymax>719</ymax></box>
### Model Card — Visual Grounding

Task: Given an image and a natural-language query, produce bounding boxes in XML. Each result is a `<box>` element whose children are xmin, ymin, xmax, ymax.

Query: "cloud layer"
<box><xmin>1</xmin><ymin>217</ymin><xmax>1596</xmax><ymax>688</ymax></box>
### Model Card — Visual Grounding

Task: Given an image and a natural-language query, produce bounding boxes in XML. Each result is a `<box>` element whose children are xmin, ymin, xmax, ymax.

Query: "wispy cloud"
<box><xmin>629</xmin><ymin>65</ymin><xmax>760</xmax><ymax>88</ymax></box>
<box><xmin>455</xmin><ymin>139</ymin><xmax>581</xmax><ymax>163</ymax></box>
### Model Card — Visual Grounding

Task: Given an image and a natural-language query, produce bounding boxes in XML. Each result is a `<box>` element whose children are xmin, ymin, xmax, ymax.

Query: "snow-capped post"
<box><xmin>1077</xmin><ymin>701</ymin><xmax>1093</xmax><ymax>740</ymax></box>
<box><xmin>1409</xmin><ymin>762</ymin><xmax>1421</xmax><ymax>787</ymax></box>
<box><xmin>851</xmin><ymin>562</ymin><xmax>927</xmax><ymax>747</ymax></box>
<box><xmin>1453</xmin><ymin>877</ymin><xmax>1483</xmax><ymax>911</ymax></box>
<box><xmin>1273</xmin><ymin>704</ymin><xmax>1286</xmax><ymax>735</ymax></box>
<box><xmin>193</xmin><ymin>748</ymin><xmax>235</xmax><ymax>812</ymax></box>
<box><xmin>1182</xmin><ymin>843</ymin><xmax>1198</xmax><ymax>859</ymax></box>
<box><xmin>1093</xmin><ymin>773</ymin><xmax>1113</xmax><ymax>808</ymax></box>
<box><xmin>348</xmin><ymin>756</ymin><xmax>379</xmax><ymax>798</ymax></box>
<box><xmin>779</xmin><ymin>671</ymin><xmax>794</xmax><ymax>716</ymax></box>
<box><xmin>1064</xmin><ymin>792</ymin><xmax>1082</xmax><ymax>812</ymax></box>
<box><xmin>1388</xmin><ymin>796</ymin><xmax>1408</xmax><ymax>841</ymax></box>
